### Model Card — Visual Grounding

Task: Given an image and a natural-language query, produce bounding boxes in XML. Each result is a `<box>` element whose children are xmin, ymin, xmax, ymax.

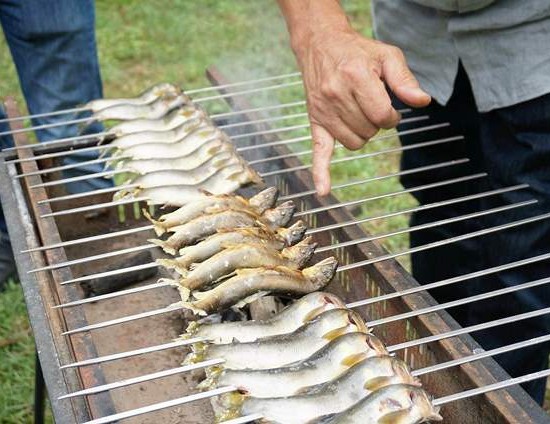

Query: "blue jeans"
<box><xmin>0</xmin><ymin>0</ymin><xmax>112</xmax><ymax>232</ymax></box>
<box><xmin>397</xmin><ymin>64</ymin><xmax>550</xmax><ymax>404</ymax></box>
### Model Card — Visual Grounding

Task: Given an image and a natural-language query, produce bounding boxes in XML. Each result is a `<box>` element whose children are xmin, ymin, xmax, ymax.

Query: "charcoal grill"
<box><xmin>1</xmin><ymin>67</ymin><xmax>550</xmax><ymax>424</ymax></box>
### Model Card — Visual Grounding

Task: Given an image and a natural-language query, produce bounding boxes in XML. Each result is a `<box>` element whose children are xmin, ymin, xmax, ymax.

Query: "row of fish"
<box><xmin>146</xmin><ymin>187</ymin><xmax>338</xmax><ymax>316</ymax></box>
<box><xmin>181</xmin><ymin>292</ymin><xmax>442</xmax><ymax>423</ymax></box>
<box><xmin>82</xmin><ymin>83</ymin><xmax>263</xmax><ymax>206</ymax></box>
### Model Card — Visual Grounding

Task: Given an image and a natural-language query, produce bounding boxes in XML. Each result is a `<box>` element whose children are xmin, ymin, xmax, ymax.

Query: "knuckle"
<box><xmin>320</xmin><ymin>79</ymin><xmax>340</xmax><ymax>99</ymax></box>
<box><xmin>369</xmin><ymin>106</ymin><xmax>395</xmax><ymax>127</ymax></box>
<box><xmin>387</xmin><ymin>45</ymin><xmax>405</xmax><ymax>60</ymax></box>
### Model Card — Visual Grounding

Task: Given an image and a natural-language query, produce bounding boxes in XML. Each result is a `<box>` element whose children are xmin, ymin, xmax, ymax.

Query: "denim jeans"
<box><xmin>396</xmin><ymin>64</ymin><xmax>550</xmax><ymax>404</ymax></box>
<box><xmin>0</xmin><ymin>0</ymin><xmax>112</xmax><ymax>233</ymax></box>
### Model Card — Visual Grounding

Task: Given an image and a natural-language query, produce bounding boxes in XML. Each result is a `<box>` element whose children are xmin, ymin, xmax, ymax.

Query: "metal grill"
<box><xmin>1</xmin><ymin>68</ymin><xmax>549</xmax><ymax>424</ymax></box>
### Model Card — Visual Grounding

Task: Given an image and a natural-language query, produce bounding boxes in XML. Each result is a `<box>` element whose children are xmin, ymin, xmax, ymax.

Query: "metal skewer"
<box><xmin>0</xmin><ymin>72</ymin><xmax>304</xmax><ymax>125</ymax></box>
<box><xmin>58</xmin><ymin>249</ymin><xmax>550</xmax><ymax>369</ymax></box>
<box><xmin>26</xmin><ymin>158</ymin><xmax>468</xmax><ymax>254</ymax></box>
<box><xmin>32</xmin><ymin>133</ymin><xmax>459</xmax><ymax>214</ymax></box>
<box><xmin>34</xmin><ymin>169</ymin><xmax>482</xmax><ymax>274</ymax></box>
<box><xmin>59</xmin><ymin>206</ymin><xmax>546</xmax><ymax>335</ymax></box>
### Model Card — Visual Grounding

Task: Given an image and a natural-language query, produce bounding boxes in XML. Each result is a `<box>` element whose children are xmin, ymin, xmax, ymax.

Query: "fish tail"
<box><xmin>142</xmin><ymin>209</ymin><xmax>167</xmax><ymax>236</ymax></box>
<box><xmin>182</xmin><ymin>320</ymin><xmax>200</xmax><ymax>338</ymax></box>
<box><xmin>156</xmin><ymin>258</ymin><xmax>188</xmax><ymax>276</ymax></box>
<box><xmin>148</xmin><ymin>238</ymin><xmax>177</xmax><ymax>256</ymax></box>
<box><xmin>197</xmin><ymin>366</ymin><xmax>223</xmax><ymax>390</ymax></box>
<box><xmin>180</xmin><ymin>300</ymin><xmax>207</xmax><ymax>316</ymax></box>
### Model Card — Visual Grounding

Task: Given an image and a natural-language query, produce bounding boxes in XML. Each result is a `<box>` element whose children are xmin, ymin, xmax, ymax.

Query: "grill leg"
<box><xmin>34</xmin><ymin>352</ymin><xmax>46</xmax><ymax>424</ymax></box>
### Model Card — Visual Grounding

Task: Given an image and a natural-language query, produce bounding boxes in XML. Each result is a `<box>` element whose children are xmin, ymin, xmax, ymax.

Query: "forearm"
<box><xmin>276</xmin><ymin>0</ymin><xmax>352</xmax><ymax>53</ymax></box>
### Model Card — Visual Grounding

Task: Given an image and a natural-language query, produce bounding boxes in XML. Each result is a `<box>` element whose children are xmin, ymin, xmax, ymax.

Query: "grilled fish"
<box><xmin>146</xmin><ymin>187</ymin><xmax>279</xmax><ymax>236</ymax></box>
<box><xmin>86</xmin><ymin>82</ymin><xmax>181</xmax><ymax>112</ymax></box>
<box><xmin>93</xmin><ymin>93</ymin><xmax>189</xmax><ymax>121</ymax></box>
<box><xmin>107</xmin><ymin>117</ymin><xmax>212</xmax><ymax>151</ymax></box>
<box><xmin>158</xmin><ymin>222</ymin><xmax>305</xmax><ymax>273</ymax></box>
<box><xmin>230</xmin><ymin>356</ymin><xmax>419</xmax><ymax>424</ymax></box>
<box><xmin>181</xmin><ymin>257</ymin><xmax>338</xmax><ymax>316</ymax></box>
<box><xmin>185</xmin><ymin>308</ymin><xmax>366</xmax><ymax>369</ymax></box>
<box><xmin>322</xmin><ymin>384</ymin><xmax>442</xmax><ymax>424</ymax></box>
<box><xmin>110</xmin><ymin>128</ymin><xmax>226</xmax><ymax>163</ymax></box>
<box><xmin>123</xmin><ymin>162</ymin><xmax>263</xmax><ymax>206</ymax></box>
<box><xmin>115</xmin><ymin>154</ymin><xmax>241</xmax><ymax>198</ymax></box>
<box><xmin>108</xmin><ymin>105</ymin><xmax>208</xmax><ymax>136</ymax></box>
<box><xmin>169</xmin><ymin>237</ymin><xmax>317</xmax><ymax>293</ymax></box>
<box><xmin>184</xmin><ymin>291</ymin><xmax>345</xmax><ymax>344</ymax></box>
<box><xmin>203</xmin><ymin>332</ymin><xmax>388</xmax><ymax>397</ymax></box>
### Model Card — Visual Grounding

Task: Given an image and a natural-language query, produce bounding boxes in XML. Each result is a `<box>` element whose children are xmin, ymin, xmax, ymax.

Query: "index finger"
<box><xmin>311</xmin><ymin>123</ymin><xmax>335</xmax><ymax>196</ymax></box>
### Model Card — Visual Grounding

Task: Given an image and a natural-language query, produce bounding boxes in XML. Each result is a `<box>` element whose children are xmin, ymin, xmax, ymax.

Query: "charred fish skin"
<box><xmin>184</xmin><ymin>291</ymin><xmax>346</xmax><ymax>344</ymax></box>
<box><xmin>186</xmin><ymin>308</ymin><xmax>366</xmax><ymax>371</ymax></box>
<box><xmin>157</xmin><ymin>227</ymin><xmax>288</xmax><ymax>274</ymax></box>
<box><xmin>261</xmin><ymin>200</ymin><xmax>296</xmax><ymax>229</ymax></box>
<box><xmin>323</xmin><ymin>384</ymin><xmax>442</xmax><ymax>424</ymax></box>
<box><xmin>150</xmin><ymin>209</ymin><xmax>260</xmax><ymax>255</ymax></box>
<box><xmin>205</xmin><ymin>332</ymin><xmax>388</xmax><ymax>398</ymax></box>
<box><xmin>181</xmin><ymin>256</ymin><xmax>339</xmax><ymax>316</ymax></box>
<box><xmin>234</xmin><ymin>356</ymin><xmax>419</xmax><ymax>424</ymax></box>
<box><xmin>176</xmin><ymin>237</ymin><xmax>317</xmax><ymax>291</ymax></box>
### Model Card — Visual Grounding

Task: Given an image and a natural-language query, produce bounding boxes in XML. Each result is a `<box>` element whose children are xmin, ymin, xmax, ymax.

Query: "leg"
<box><xmin>396</xmin><ymin>64</ymin><xmax>487</xmax><ymax>323</ymax></box>
<box><xmin>0</xmin><ymin>0</ymin><xmax>112</xmax><ymax>193</ymax></box>
<box><xmin>469</xmin><ymin>93</ymin><xmax>550</xmax><ymax>404</ymax></box>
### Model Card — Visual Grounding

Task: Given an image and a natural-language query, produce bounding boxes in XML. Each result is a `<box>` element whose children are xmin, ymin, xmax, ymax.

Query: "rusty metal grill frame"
<box><xmin>0</xmin><ymin>66</ymin><xmax>548</xmax><ymax>423</ymax></box>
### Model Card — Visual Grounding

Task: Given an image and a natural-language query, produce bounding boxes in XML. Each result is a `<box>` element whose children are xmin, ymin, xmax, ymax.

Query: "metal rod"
<box><xmin>37</xmin><ymin>184</ymin><xmax>136</xmax><ymax>205</ymax></box>
<box><xmin>30</xmin><ymin>159</ymin><xmax>461</xmax><ymax>254</ymax></box>
<box><xmin>338</xmin><ymin>212</ymin><xmax>550</xmax><ymax>273</ymax></box>
<box><xmin>33</xmin><ymin>133</ymin><xmax>460</xmax><ymax>206</ymax></box>
<box><xmin>32</xmin><ymin>168</ymin><xmax>479</xmax><ymax>272</ymax></box>
<box><xmin>59</xmin><ymin>337</ymin><xmax>205</xmax><ymax>369</ymax></box>
<box><xmin>58</xmin><ymin>202</ymin><xmax>541</xmax><ymax>335</ymax></box>
<box><xmin>0</xmin><ymin>116</ymin><xmax>92</xmax><ymax>138</ymax></box>
<box><xmin>388</xmin><ymin>305</ymin><xmax>550</xmax><ymax>353</ymax></box>
<box><xmin>0</xmin><ymin>72</ymin><xmax>304</xmax><ymax>126</ymax></box>
<box><xmin>58</xmin><ymin>358</ymin><xmax>225</xmax><ymax>399</ymax></box>
<box><xmin>212</xmin><ymin>100</ymin><xmax>306</xmax><ymax>119</ymax></box>
<box><xmin>61</xmin><ymin>261</ymin><xmax>158</xmax><ymax>285</ymax></box>
<box><xmin>371</xmin><ymin>274</ymin><xmax>550</xmax><ymax>328</ymax></box>
<box><xmin>52</xmin><ymin>181</ymin><xmax>525</xmax><ymax>308</ymax></box>
<box><xmin>81</xmin><ymin>386</ymin><xmax>237</xmax><ymax>424</ymax></box>
<box><xmin>193</xmin><ymin>80</ymin><xmax>303</xmax><ymax>103</ymax></box>
<box><xmin>221</xmin><ymin>111</ymin><xmax>307</xmax><ymax>130</ymax></box>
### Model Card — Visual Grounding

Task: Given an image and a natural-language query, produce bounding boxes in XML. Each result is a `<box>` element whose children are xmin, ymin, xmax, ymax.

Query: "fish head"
<box><xmin>277</xmin><ymin>220</ymin><xmax>307</xmax><ymax>246</ymax></box>
<box><xmin>302</xmin><ymin>256</ymin><xmax>339</xmax><ymax>289</ymax></box>
<box><xmin>248</xmin><ymin>187</ymin><xmax>279</xmax><ymax>213</ymax></box>
<box><xmin>318</xmin><ymin>308</ymin><xmax>367</xmax><ymax>340</ymax></box>
<box><xmin>180</xmin><ymin>104</ymin><xmax>208</xmax><ymax>121</ymax></box>
<box><xmin>300</xmin><ymin>292</ymin><xmax>346</xmax><ymax>322</ymax></box>
<box><xmin>262</xmin><ymin>201</ymin><xmax>296</xmax><ymax>228</ymax></box>
<box><xmin>282</xmin><ymin>236</ymin><xmax>317</xmax><ymax>267</ymax></box>
<box><xmin>150</xmin><ymin>82</ymin><xmax>181</xmax><ymax>99</ymax></box>
<box><xmin>391</xmin><ymin>358</ymin><xmax>422</xmax><ymax>388</ymax></box>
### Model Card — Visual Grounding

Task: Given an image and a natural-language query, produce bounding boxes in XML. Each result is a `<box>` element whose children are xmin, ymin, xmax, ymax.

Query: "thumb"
<box><xmin>311</xmin><ymin>123</ymin><xmax>335</xmax><ymax>196</ymax></box>
<box><xmin>382</xmin><ymin>50</ymin><xmax>431</xmax><ymax>108</ymax></box>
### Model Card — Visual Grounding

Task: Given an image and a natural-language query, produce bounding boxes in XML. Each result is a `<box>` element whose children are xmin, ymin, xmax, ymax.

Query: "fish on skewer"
<box><xmin>161</xmin><ymin>237</ymin><xmax>317</xmax><ymax>295</ymax></box>
<box><xmin>92</xmin><ymin>92</ymin><xmax>190</xmax><ymax>122</ymax></box>
<box><xmin>150</xmin><ymin>201</ymin><xmax>295</xmax><ymax>255</ymax></box>
<box><xmin>183</xmin><ymin>291</ymin><xmax>344</xmax><ymax>344</ymax></box>
<box><xmin>201</xmin><ymin>332</ymin><xmax>388</xmax><ymax>398</ymax></box>
<box><xmin>117</xmin><ymin>159</ymin><xmax>263</xmax><ymax>206</ymax></box>
<box><xmin>224</xmin><ymin>356</ymin><xmax>420</xmax><ymax>424</ymax></box>
<box><xmin>158</xmin><ymin>222</ymin><xmax>306</xmax><ymax>273</ymax></box>
<box><xmin>318</xmin><ymin>384</ymin><xmax>442</xmax><ymax>424</ymax></box>
<box><xmin>85</xmin><ymin>82</ymin><xmax>181</xmax><ymax>112</ymax></box>
<box><xmin>114</xmin><ymin>153</ymin><xmax>241</xmax><ymax>199</ymax></box>
<box><xmin>105</xmin><ymin>117</ymin><xmax>212</xmax><ymax>151</ymax></box>
<box><xmin>181</xmin><ymin>256</ymin><xmax>339</xmax><ymax>315</ymax></box>
<box><xmin>107</xmin><ymin>104</ymin><xmax>208</xmax><ymax>136</ymax></box>
<box><xmin>185</xmin><ymin>307</ymin><xmax>365</xmax><ymax>369</ymax></box>
<box><xmin>146</xmin><ymin>187</ymin><xmax>279</xmax><ymax>236</ymax></box>
<box><xmin>108</xmin><ymin>124</ymin><xmax>222</xmax><ymax>162</ymax></box>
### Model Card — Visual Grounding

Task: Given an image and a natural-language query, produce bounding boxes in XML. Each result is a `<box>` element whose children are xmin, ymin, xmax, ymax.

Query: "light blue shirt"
<box><xmin>372</xmin><ymin>0</ymin><xmax>550</xmax><ymax>111</ymax></box>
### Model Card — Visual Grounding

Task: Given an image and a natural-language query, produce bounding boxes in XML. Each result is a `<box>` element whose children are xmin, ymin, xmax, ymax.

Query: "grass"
<box><xmin>0</xmin><ymin>0</ymin><xmax>419</xmax><ymax>421</ymax></box>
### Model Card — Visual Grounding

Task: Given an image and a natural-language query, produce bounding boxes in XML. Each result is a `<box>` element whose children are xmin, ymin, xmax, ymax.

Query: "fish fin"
<box><xmin>148</xmin><ymin>238</ymin><xmax>177</xmax><ymax>256</ymax></box>
<box><xmin>303</xmin><ymin>306</ymin><xmax>329</xmax><ymax>323</ymax></box>
<box><xmin>212</xmin><ymin>155</ymin><xmax>232</xmax><ymax>170</ymax></box>
<box><xmin>341</xmin><ymin>352</ymin><xmax>368</xmax><ymax>367</ymax></box>
<box><xmin>183</xmin><ymin>321</ymin><xmax>199</xmax><ymax>338</ymax></box>
<box><xmin>142</xmin><ymin>208</ymin><xmax>166</xmax><ymax>235</ymax></box>
<box><xmin>207</xmin><ymin>145</ymin><xmax>223</xmax><ymax>156</ymax></box>
<box><xmin>323</xmin><ymin>326</ymin><xmax>349</xmax><ymax>341</ymax></box>
<box><xmin>429</xmin><ymin>408</ymin><xmax>443</xmax><ymax>422</ymax></box>
<box><xmin>180</xmin><ymin>301</ymin><xmax>207</xmax><ymax>316</ymax></box>
<box><xmin>233</xmin><ymin>291</ymin><xmax>269</xmax><ymax>309</ymax></box>
<box><xmin>191</xmin><ymin>289</ymin><xmax>210</xmax><ymax>300</ymax></box>
<box><xmin>364</xmin><ymin>376</ymin><xmax>395</xmax><ymax>392</ymax></box>
<box><xmin>378</xmin><ymin>409</ymin><xmax>415</xmax><ymax>424</ymax></box>
<box><xmin>156</xmin><ymin>258</ymin><xmax>179</xmax><ymax>270</ymax></box>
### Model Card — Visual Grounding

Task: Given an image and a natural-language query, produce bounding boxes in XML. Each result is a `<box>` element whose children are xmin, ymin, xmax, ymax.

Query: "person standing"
<box><xmin>277</xmin><ymin>0</ymin><xmax>550</xmax><ymax>404</ymax></box>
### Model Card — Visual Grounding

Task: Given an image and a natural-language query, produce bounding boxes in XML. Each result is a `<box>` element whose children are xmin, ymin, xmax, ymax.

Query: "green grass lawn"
<box><xmin>0</xmin><ymin>0</ymin><xmax>419</xmax><ymax>421</ymax></box>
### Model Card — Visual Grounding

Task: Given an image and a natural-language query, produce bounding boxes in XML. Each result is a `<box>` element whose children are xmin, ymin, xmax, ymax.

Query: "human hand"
<box><xmin>292</xmin><ymin>27</ymin><xmax>431</xmax><ymax>195</ymax></box>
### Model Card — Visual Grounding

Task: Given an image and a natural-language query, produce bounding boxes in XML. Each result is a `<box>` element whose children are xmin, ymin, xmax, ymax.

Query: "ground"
<box><xmin>2</xmin><ymin>1</ymin><xmax>546</xmax><ymax>423</ymax></box>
